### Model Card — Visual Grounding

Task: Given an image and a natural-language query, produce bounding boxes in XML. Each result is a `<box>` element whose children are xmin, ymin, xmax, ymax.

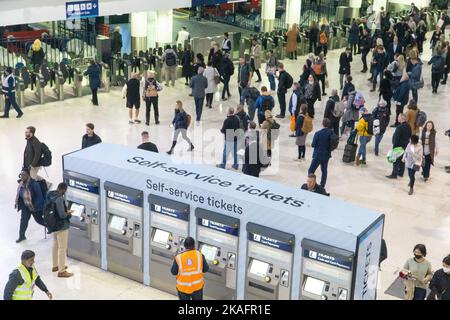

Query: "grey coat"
<box><xmin>190</xmin><ymin>74</ymin><xmax>208</xmax><ymax>98</ymax></box>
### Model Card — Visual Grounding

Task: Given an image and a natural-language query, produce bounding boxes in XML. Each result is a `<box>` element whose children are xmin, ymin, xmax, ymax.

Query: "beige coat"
<box><xmin>286</xmin><ymin>29</ymin><xmax>298</xmax><ymax>53</ymax></box>
<box><xmin>251</xmin><ymin>44</ymin><xmax>261</xmax><ymax>69</ymax></box>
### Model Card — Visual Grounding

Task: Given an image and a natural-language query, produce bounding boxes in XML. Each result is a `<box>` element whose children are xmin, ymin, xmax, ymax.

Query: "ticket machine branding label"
<box><xmin>68</xmin><ymin>178</ymin><xmax>99</xmax><ymax>194</ymax></box>
<box><xmin>198</xmin><ymin>218</ymin><xmax>239</xmax><ymax>236</ymax></box>
<box><xmin>107</xmin><ymin>190</ymin><xmax>142</xmax><ymax>207</ymax></box>
<box><xmin>304</xmin><ymin>249</ymin><xmax>353</xmax><ymax>270</ymax></box>
<box><xmin>248</xmin><ymin>232</ymin><xmax>293</xmax><ymax>252</ymax></box>
<box><xmin>151</xmin><ymin>204</ymin><xmax>189</xmax><ymax>221</ymax></box>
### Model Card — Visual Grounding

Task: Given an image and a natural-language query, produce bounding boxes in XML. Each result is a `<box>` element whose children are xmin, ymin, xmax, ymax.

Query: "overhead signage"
<box><xmin>192</xmin><ymin>0</ymin><xmax>228</xmax><ymax>6</ymax></box>
<box><xmin>107</xmin><ymin>190</ymin><xmax>142</xmax><ymax>207</ymax></box>
<box><xmin>304</xmin><ymin>249</ymin><xmax>353</xmax><ymax>271</ymax></box>
<box><xmin>248</xmin><ymin>232</ymin><xmax>294</xmax><ymax>252</ymax></box>
<box><xmin>67</xmin><ymin>178</ymin><xmax>99</xmax><ymax>194</ymax></box>
<box><xmin>151</xmin><ymin>203</ymin><xmax>189</xmax><ymax>221</ymax></box>
<box><xmin>66</xmin><ymin>1</ymin><xmax>99</xmax><ymax>20</ymax></box>
<box><xmin>198</xmin><ymin>218</ymin><xmax>239</xmax><ymax>236</ymax></box>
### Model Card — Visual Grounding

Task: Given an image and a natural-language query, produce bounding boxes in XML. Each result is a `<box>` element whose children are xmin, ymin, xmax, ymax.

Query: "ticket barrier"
<box><xmin>64</xmin><ymin>171</ymin><xmax>101</xmax><ymax>267</ymax></box>
<box><xmin>300</xmin><ymin>239</ymin><xmax>354</xmax><ymax>300</ymax></box>
<box><xmin>148</xmin><ymin>194</ymin><xmax>190</xmax><ymax>295</ymax></box>
<box><xmin>105</xmin><ymin>182</ymin><xmax>143</xmax><ymax>283</ymax></box>
<box><xmin>245</xmin><ymin>223</ymin><xmax>294</xmax><ymax>300</ymax></box>
<box><xmin>195</xmin><ymin>208</ymin><xmax>239</xmax><ymax>300</ymax></box>
<box><xmin>15</xmin><ymin>67</ymin><xmax>45</xmax><ymax>106</ymax></box>
<box><xmin>73</xmin><ymin>67</ymin><xmax>84</xmax><ymax>97</ymax></box>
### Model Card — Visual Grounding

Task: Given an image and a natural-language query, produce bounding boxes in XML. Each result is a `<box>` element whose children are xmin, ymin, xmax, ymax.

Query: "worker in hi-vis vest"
<box><xmin>3</xmin><ymin>250</ymin><xmax>52</xmax><ymax>300</ymax></box>
<box><xmin>171</xmin><ymin>236</ymin><xmax>209</xmax><ymax>300</ymax></box>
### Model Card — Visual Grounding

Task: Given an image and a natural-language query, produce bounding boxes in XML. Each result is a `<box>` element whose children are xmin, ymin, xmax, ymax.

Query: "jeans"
<box><xmin>194</xmin><ymin>97</ymin><xmax>204</xmax><ymax>121</ymax></box>
<box><xmin>339</xmin><ymin>74</ymin><xmax>346</xmax><ymax>89</ymax></box>
<box><xmin>248</xmin><ymin>102</ymin><xmax>256</xmax><ymax>121</ymax></box>
<box><xmin>277</xmin><ymin>91</ymin><xmax>286</xmax><ymax>116</ymax></box>
<box><xmin>361</xmin><ymin>51</ymin><xmax>369</xmax><ymax>70</ymax></box>
<box><xmin>91</xmin><ymin>88</ymin><xmax>98</xmax><ymax>105</ymax></box>
<box><xmin>411</xmin><ymin>89</ymin><xmax>418</xmax><ymax>103</ymax></box>
<box><xmin>374</xmin><ymin>133</ymin><xmax>383</xmax><ymax>156</ymax></box>
<box><xmin>308</xmin><ymin>157</ymin><xmax>329</xmax><ymax>187</ymax></box>
<box><xmin>422</xmin><ymin>154</ymin><xmax>432</xmax><ymax>178</ymax></box>
<box><xmin>318</xmin><ymin>44</ymin><xmax>327</xmax><ymax>56</ymax></box>
<box><xmin>222</xmin><ymin>75</ymin><xmax>231</xmax><ymax>99</ymax></box>
<box><xmin>145</xmin><ymin>97</ymin><xmax>159</xmax><ymax>124</ymax></box>
<box><xmin>170</xmin><ymin>129</ymin><xmax>193</xmax><ymax>150</ymax></box>
<box><xmin>220</xmin><ymin>140</ymin><xmax>238</xmax><ymax>168</ymax></box>
<box><xmin>257</xmin><ymin>113</ymin><xmax>265</xmax><ymax>126</ymax></box>
<box><xmin>431</xmin><ymin>72</ymin><xmax>442</xmax><ymax>91</ymax></box>
<box><xmin>357</xmin><ymin>136</ymin><xmax>371</xmax><ymax>161</ymax></box>
<box><xmin>19</xmin><ymin>207</ymin><xmax>45</xmax><ymax>239</ymax></box>
<box><xmin>268</xmin><ymin>74</ymin><xmax>276</xmax><ymax>91</ymax></box>
<box><xmin>412</xmin><ymin>287</ymin><xmax>427</xmax><ymax>300</ymax></box>
<box><xmin>298</xmin><ymin>145</ymin><xmax>306</xmax><ymax>159</ymax></box>
<box><xmin>372</xmin><ymin>68</ymin><xmax>383</xmax><ymax>86</ymax></box>
<box><xmin>52</xmin><ymin>229</ymin><xmax>69</xmax><ymax>271</ymax></box>
<box><xmin>178</xmin><ymin>289</ymin><xmax>203</xmax><ymax>300</ymax></box>
<box><xmin>238</xmin><ymin>86</ymin><xmax>244</xmax><ymax>104</ymax></box>
<box><xmin>3</xmin><ymin>94</ymin><xmax>23</xmax><ymax>117</ymax></box>
<box><xmin>392</xmin><ymin>156</ymin><xmax>405</xmax><ymax>177</ymax></box>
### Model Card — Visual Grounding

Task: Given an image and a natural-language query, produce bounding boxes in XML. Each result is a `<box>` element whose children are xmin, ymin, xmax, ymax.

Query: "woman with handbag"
<box><xmin>142</xmin><ymin>71</ymin><xmax>162</xmax><ymax>125</ymax></box>
<box><xmin>402</xmin><ymin>244</ymin><xmax>433</xmax><ymax>300</ymax></box>
<box><xmin>265</xmin><ymin>50</ymin><xmax>278</xmax><ymax>92</ymax></box>
<box><xmin>402</xmin><ymin>135</ymin><xmax>423</xmax><ymax>195</ymax></box>
<box><xmin>250</xmin><ymin>38</ymin><xmax>262</xmax><ymax>83</ymax></box>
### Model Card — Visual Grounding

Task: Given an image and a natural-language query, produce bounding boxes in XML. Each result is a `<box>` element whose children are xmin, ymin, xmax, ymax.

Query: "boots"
<box><xmin>370</xmin><ymin>84</ymin><xmax>376</xmax><ymax>92</ymax></box>
<box><xmin>408</xmin><ymin>187</ymin><xmax>414</xmax><ymax>195</ymax></box>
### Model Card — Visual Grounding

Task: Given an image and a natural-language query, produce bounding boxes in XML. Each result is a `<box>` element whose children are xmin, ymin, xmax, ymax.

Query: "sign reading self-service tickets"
<box><xmin>66</xmin><ymin>0</ymin><xmax>99</xmax><ymax>19</ymax></box>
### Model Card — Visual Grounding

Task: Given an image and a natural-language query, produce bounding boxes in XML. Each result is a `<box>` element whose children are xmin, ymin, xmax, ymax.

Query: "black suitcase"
<box><xmin>343</xmin><ymin>144</ymin><xmax>357</xmax><ymax>163</ymax></box>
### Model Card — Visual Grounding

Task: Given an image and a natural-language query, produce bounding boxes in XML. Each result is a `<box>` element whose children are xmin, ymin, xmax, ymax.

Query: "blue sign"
<box><xmin>67</xmin><ymin>178</ymin><xmax>99</xmax><ymax>195</ymax></box>
<box><xmin>248</xmin><ymin>232</ymin><xmax>294</xmax><ymax>253</ymax></box>
<box><xmin>151</xmin><ymin>204</ymin><xmax>189</xmax><ymax>221</ymax></box>
<box><xmin>304</xmin><ymin>249</ymin><xmax>353</xmax><ymax>271</ymax></box>
<box><xmin>66</xmin><ymin>1</ymin><xmax>99</xmax><ymax>19</ymax></box>
<box><xmin>107</xmin><ymin>190</ymin><xmax>142</xmax><ymax>207</ymax></box>
<box><xmin>198</xmin><ymin>218</ymin><xmax>239</xmax><ymax>236</ymax></box>
<box><xmin>192</xmin><ymin>0</ymin><xmax>228</xmax><ymax>6</ymax></box>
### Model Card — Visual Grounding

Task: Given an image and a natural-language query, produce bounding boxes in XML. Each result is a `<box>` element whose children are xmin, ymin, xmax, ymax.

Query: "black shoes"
<box><xmin>386</xmin><ymin>175</ymin><xmax>397</xmax><ymax>179</ymax></box>
<box><xmin>155</xmin><ymin>121</ymin><xmax>160</xmax><ymax>125</ymax></box>
<box><xmin>17</xmin><ymin>113</ymin><xmax>24</xmax><ymax>118</ymax></box>
<box><xmin>188</xmin><ymin>144</ymin><xmax>195</xmax><ymax>152</ymax></box>
<box><xmin>166</xmin><ymin>149</ymin><xmax>174</xmax><ymax>155</ymax></box>
<box><xmin>275</xmin><ymin>115</ymin><xmax>285</xmax><ymax>119</ymax></box>
<box><xmin>0</xmin><ymin>115</ymin><xmax>8</xmax><ymax>118</ymax></box>
<box><xmin>16</xmin><ymin>237</ymin><xmax>26</xmax><ymax>243</ymax></box>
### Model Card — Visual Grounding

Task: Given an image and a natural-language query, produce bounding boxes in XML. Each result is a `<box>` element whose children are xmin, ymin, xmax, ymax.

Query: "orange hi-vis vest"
<box><xmin>175</xmin><ymin>249</ymin><xmax>204</xmax><ymax>294</ymax></box>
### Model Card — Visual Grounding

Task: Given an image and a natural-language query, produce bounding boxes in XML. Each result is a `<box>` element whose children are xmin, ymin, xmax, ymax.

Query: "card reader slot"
<box><xmin>248</xmin><ymin>281</ymin><xmax>274</xmax><ymax>293</ymax></box>
<box><xmin>151</xmin><ymin>249</ymin><xmax>173</xmax><ymax>260</ymax></box>
<box><xmin>108</xmin><ymin>234</ymin><xmax>129</xmax><ymax>246</ymax></box>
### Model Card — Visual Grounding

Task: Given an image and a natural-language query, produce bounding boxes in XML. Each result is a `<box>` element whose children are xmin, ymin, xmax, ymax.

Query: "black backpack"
<box><xmin>284</xmin><ymin>72</ymin><xmax>293</xmax><ymax>89</ymax></box>
<box><xmin>43</xmin><ymin>195</ymin><xmax>60</xmax><ymax>232</ymax></box>
<box><xmin>329</xmin><ymin>131</ymin><xmax>339</xmax><ymax>151</ymax></box>
<box><xmin>262</xmin><ymin>97</ymin><xmax>272</xmax><ymax>111</ymax></box>
<box><xmin>38</xmin><ymin>143</ymin><xmax>52</xmax><ymax>167</ymax></box>
<box><xmin>365</xmin><ymin>114</ymin><xmax>375</xmax><ymax>136</ymax></box>
<box><xmin>165</xmin><ymin>52</ymin><xmax>177</xmax><ymax>67</ymax></box>
<box><xmin>249</xmin><ymin>87</ymin><xmax>260</xmax><ymax>100</ymax></box>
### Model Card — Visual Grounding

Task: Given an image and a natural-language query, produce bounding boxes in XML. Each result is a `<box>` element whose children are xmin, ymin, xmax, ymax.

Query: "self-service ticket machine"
<box><xmin>149</xmin><ymin>194</ymin><xmax>190</xmax><ymax>295</ymax></box>
<box><xmin>195</xmin><ymin>208</ymin><xmax>239</xmax><ymax>300</ymax></box>
<box><xmin>64</xmin><ymin>171</ymin><xmax>101</xmax><ymax>267</ymax></box>
<box><xmin>105</xmin><ymin>182</ymin><xmax>143</xmax><ymax>283</ymax></box>
<box><xmin>245</xmin><ymin>223</ymin><xmax>294</xmax><ymax>300</ymax></box>
<box><xmin>300</xmin><ymin>239</ymin><xmax>354</xmax><ymax>300</ymax></box>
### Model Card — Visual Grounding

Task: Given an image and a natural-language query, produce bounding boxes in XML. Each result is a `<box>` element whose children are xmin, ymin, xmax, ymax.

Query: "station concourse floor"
<box><xmin>0</xmin><ymin>33</ymin><xmax>449</xmax><ymax>300</ymax></box>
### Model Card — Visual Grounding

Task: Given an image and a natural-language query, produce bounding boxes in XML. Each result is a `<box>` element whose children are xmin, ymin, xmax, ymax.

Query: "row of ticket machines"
<box><xmin>64</xmin><ymin>171</ymin><xmax>355</xmax><ymax>300</ymax></box>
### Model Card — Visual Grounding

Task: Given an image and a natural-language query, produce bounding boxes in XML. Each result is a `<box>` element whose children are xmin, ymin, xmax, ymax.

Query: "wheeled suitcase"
<box><xmin>343</xmin><ymin>144</ymin><xmax>357</xmax><ymax>163</ymax></box>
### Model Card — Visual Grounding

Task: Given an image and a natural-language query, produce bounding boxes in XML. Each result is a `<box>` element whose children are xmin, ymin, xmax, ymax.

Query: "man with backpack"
<box><xmin>15</xmin><ymin>169</ymin><xmax>46</xmax><ymax>243</ymax></box>
<box><xmin>372</xmin><ymin>98</ymin><xmax>390</xmax><ymax>156</ymax></box>
<box><xmin>217</xmin><ymin>107</ymin><xmax>241</xmax><ymax>170</ymax></box>
<box><xmin>45</xmin><ymin>182</ymin><xmax>74</xmax><ymax>278</ymax></box>
<box><xmin>324</xmin><ymin>89</ymin><xmax>343</xmax><ymax>136</ymax></box>
<box><xmin>276</xmin><ymin>63</ymin><xmax>293</xmax><ymax>119</ymax></box>
<box><xmin>255</xmin><ymin>86</ymin><xmax>275</xmax><ymax>126</ymax></box>
<box><xmin>355</xmin><ymin>107</ymin><xmax>373</xmax><ymax>166</ymax></box>
<box><xmin>162</xmin><ymin>45</ymin><xmax>178</xmax><ymax>87</ymax></box>
<box><xmin>23</xmin><ymin>126</ymin><xmax>51</xmax><ymax>189</ymax></box>
<box><xmin>308</xmin><ymin>118</ymin><xmax>337</xmax><ymax>188</ymax></box>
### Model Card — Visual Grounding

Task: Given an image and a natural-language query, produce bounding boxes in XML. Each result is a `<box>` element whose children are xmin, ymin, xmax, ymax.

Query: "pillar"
<box><xmin>156</xmin><ymin>10</ymin><xmax>173</xmax><ymax>47</ymax></box>
<box><xmin>285</xmin><ymin>0</ymin><xmax>301</xmax><ymax>28</ymax></box>
<box><xmin>373</xmin><ymin>0</ymin><xmax>387</xmax><ymax>12</ymax></box>
<box><xmin>131</xmin><ymin>12</ymin><xmax>148</xmax><ymax>53</ymax></box>
<box><xmin>261</xmin><ymin>0</ymin><xmax>276</xmax><ymax>33</ymax></box>
<box><xmin>348</xmin><ymin>0</ymin><xmax>362</xmax><ymax>20</ymax></box>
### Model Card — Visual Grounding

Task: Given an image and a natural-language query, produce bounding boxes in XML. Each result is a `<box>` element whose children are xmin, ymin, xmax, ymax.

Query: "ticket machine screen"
<box><xmin>109</xmin><ymin>215</ymin><xmax>126</xmax><ymax>231</ymax></box>
<box><xmin>303</xmin><ymin>276</ymin><xmax>326</xmax><ymax>296</ymax></box>
<box><xmin>200</xmin><ymin>244</ymin><xmax>218</xmax><ymax>261</ymax></box>
<box><xmin>153</xmin><ymin>229</ymin><xmax>171</xmax><ymax>245</ymax></box>
<box><xmin>69</xmin><ymin>203</ymin><xmax>85</xmax><ymax>217</ymax></box>
<box><xmin>249</xmin><ymin>259</ymin><xmax>270</xmax><ymax>277</ymax></box>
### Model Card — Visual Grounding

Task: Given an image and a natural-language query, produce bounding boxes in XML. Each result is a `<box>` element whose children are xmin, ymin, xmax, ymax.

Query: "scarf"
<box><xmin>16</xmin><ymin>180</ymin><xmax>34</xmax><ymax>211</ymax></box>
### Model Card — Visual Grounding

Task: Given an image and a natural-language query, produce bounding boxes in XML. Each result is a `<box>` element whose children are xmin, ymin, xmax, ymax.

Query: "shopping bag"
<box><xmin>290</xmin><ymin>115</ymin><xmax>296</xmax><ymax>132</ymax></box>
<box><xmin>387</xmin><ymin>147</ymin><xmax>405</xmax><ymax>163</ymax></box>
